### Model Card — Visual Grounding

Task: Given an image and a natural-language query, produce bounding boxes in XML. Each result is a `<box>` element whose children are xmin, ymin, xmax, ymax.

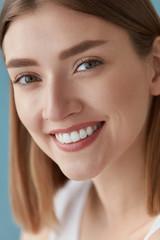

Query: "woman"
<box><xmin>0</xmin><ymin>0</ymin><xmax>160</xmax><ymax>239</ymax></box>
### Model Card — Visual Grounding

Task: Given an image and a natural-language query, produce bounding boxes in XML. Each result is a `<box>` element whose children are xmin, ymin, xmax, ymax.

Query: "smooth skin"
<box><xmin>20</xmin><ymin>229</ymin><xmax>49</xmax><ymax>240</ymax></box>
<box><xmin>3</xmin><ymin>2</ymin><xmax>160</xmax><ymax>239</ymax></box>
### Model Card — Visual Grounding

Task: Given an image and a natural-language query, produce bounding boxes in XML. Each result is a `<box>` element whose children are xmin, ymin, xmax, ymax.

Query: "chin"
<box><xmin>58</xmin><ymin>162</ymin><xmax>106</xmax><ymax>181</ymax></box>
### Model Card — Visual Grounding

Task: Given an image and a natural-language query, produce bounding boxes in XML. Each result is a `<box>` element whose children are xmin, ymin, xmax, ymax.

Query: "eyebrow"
<box><xmin>6</xmin><ymin>58</ymin><xmax>39</xmax><ymax>69</ymax></box>
<box><xmin>59</xmin><ymin>39</ymin><xmax>107</xmax><ymax>60</ymax></box>
<box><xmin>6</xmin><ymin>39</ymin><xmax>107</xmax><ymax>68</ymax></box>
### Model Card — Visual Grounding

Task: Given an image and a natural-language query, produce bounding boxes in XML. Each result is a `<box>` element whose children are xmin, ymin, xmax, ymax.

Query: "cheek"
<box><xmin>106</xmin><ymin>69</ymin><xmax>150</xmax><ymax>149</ymax></box>
<box><xmin>82</xmin><ymin>64</ymin><xmax>150</xmax><ymax>144</ymax></box>
<box><xmin>83</xmin><ymin>69</ymin><xmax>149</xmax><ymax>118</ymax></box>
<box><xmin>13</xmin><ymin>89</ymin><xmax>42</xmax><ymax>132</ymax></box>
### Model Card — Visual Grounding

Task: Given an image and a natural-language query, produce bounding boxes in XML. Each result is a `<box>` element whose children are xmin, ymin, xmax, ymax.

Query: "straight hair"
<box><xmin>0</xmin><ymin>0</ymin><xmax>160</xmax><ymax>233</ymax></box>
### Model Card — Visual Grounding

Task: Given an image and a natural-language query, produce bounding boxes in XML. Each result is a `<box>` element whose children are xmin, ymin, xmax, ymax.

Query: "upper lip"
<box><xmin>49</xmin><ymin>121</ymin><xmax>103</xmax><ymax>135</ymax></box>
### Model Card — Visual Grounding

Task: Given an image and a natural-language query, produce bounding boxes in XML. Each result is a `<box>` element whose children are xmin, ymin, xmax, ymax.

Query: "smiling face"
<box><xmin>3</xmin><ymin>2</ymin><xmax>154</xmax><ymax>180</ymax></box>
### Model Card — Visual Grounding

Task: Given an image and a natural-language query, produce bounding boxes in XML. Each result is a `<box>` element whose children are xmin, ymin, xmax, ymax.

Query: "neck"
<box><xmin>91</xmin><ymin>129</ymin><xmax>153</xmax><ymax>234</ymax></box>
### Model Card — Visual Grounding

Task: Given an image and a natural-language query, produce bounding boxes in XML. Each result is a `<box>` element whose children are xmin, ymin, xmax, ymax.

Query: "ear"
<box><xmin>150</xmin><ymin>36</ymin><xmax>160</xmax><ymax>96</ymax></box>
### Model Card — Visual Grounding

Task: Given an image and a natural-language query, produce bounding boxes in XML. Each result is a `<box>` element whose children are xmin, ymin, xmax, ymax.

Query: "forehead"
<box><xmin>3</xmin><ymin>2</ymin><xmax>129</xmax><ymax>62</ymax></box>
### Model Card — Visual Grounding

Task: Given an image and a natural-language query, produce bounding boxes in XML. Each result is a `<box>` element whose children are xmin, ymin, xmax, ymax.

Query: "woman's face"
<box><xmin>3</xmin><ymin>2</ymin><xmax>154</xmax><ymax>180</ymax></box>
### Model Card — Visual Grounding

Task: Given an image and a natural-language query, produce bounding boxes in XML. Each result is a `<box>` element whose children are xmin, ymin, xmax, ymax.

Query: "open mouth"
<box><xmin>50</xmin><ymin>121</ymin><xmax>105</xmax><ymax>152</ymax></box>
<box><xmin>54</xmin><ymin>121</ymin><xmax>104</xmax><ymax>144</ymax></box>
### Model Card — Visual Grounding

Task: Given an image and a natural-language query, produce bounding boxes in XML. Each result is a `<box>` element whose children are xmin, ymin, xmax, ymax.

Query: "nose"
<box><xmin>42</xmin><ymin>80</ymin><xmax>83</xmax><ymax>121</ymax></box>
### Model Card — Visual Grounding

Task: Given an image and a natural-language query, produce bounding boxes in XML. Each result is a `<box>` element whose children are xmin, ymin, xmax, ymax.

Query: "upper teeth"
<box><xmin>55</xmin><ymin>122</ymin><xmax>102</xmax><ymax>144</ymax></box>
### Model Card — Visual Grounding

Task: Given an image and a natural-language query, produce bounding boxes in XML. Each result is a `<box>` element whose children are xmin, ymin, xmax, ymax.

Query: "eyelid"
<box><xmin>73</xmin><ymin>56</ymin><xmax>104</xmax><ymax>73</ymax></box>
<box><xmin>13</xmin><ymin>72</ymin><xmax>41</xmax><ymax>83</ymax></box>
<box><xmin>11</xmin><ymin>56</ymin><xmax>104</xmax><ymax>84</ymax></box>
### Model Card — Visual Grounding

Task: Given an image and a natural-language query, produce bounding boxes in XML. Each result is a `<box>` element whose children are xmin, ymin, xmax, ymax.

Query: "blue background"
<box><xmin>0</xmin><ymin>0</ymin><xmax>160</xmax><ymax>239</ymax></box>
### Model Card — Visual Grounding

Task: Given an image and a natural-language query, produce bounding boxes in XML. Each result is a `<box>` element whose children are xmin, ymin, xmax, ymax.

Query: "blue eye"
<box><xmin>15</xmin><ymin>74</ymin><xmax>41</xmax><ymax>85</ymax></box>
<box><xmin>76</xmin><ymin>60</ymin><xmax>102</xmax><ymax>72</ymax></box>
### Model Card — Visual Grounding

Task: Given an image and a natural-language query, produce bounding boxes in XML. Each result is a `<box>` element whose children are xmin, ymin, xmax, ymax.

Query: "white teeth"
<box><xmin>56</xmin><ymin>134</ymin><xmax>59</xmax><ymax>141</ymax></box>
<box><xmin>86</xmin><ymin>126</ymin><xmax>93</xmax><ymax>136</ymax></box>
<box><xmin>63</xmin><ymin>133</ymin><xmax>72</xmax><ymax>143</ymax></box>
<box><xmin>59</xmin><ymin>134</ymin><xmax>64</xmax><ymax>144</ymax></box>
<box><xmin>79</xmin><ymin>129</ymin><xmax>87</xmax><ymax>139</ymax></box>
<box><xmin>55</xmin><ymin>122</ymin><xmax>103</xmax><ymax>144</ymax></box>
<box><xmin>71</xmin><ymin>131</ymin><xmax>80</xmax><ymax>142</ymax></box>
<box><xmin>56</xmin><ymin>134</ymin><xmax>64</xmax><ymax>144</ymax></box>
<box><xmin>93</xmin><ymin>125</ymin><xmax>97</xmax><ymax>131</ymax></box>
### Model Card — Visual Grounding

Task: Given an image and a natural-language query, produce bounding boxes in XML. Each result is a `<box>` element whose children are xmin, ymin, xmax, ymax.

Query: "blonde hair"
<box><xmin>9</xmin><ymin>85</ymin><xmax>67</xmax><ymax>232</ymax></box>
<box><xmin>0</xmin><ymin>0</ymin><xmax>160</xmax><ymax>234</ymax></box>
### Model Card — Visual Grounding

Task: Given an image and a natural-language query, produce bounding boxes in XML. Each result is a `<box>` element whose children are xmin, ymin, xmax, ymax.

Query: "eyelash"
<box><xmin>74</xmin><ymin>57</ymin><xmax>103</xmax><ymax>73</ymax></box>
<box><xmin>13</xmin><ymin>57</ymin><xmax>103</xmax><ymax>87</ymax></box>
<box><xmin>13</xmin><ymin>73</ymin><xmax>41</xmax><ymax>86</ymax></box>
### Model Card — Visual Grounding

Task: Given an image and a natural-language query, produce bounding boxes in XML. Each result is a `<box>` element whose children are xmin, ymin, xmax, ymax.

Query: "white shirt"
<box><xmin>49</xmin><ymin>180</ymin><xmax>160</xmax><ymax>240</ymax></box>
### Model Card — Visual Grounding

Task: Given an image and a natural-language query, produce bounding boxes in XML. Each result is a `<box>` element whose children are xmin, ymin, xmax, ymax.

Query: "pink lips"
<box><xmin>50</xmin><ymin>121</ymin><xmax>105</xmax><ymax>152</ymax></box>
<box><xmin>49</xmin><ymin>121</ymin><xmax>102</xmax><ymax>135</ymax></box>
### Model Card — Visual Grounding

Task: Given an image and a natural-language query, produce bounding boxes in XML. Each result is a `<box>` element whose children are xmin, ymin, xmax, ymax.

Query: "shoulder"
<box><xmin>50</xmin><ymin>180</ymin><xmax>92</xmax><ymax>239</ymax></box>
<box><xmin>21</xmin><ymin>181</ymin><xmax>91</xmax><ymax>240</ymax></box>
<box><xmin>147</xmin><ymin>215</ymin><xmax>160</xmax><ymax>240</ymax></box>
<box><xmin>149</xmin><ymin>229</ymin><xmax>160</xmax><ymax>240</ymax></box>
<box><xmin>20</xmin><ymin>228</ymin><xmax>49</xmax><ymax>240</ymax></box>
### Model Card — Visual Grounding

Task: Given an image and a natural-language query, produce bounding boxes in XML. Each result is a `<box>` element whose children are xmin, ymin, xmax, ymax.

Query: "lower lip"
<box><xmin>51</xmin><ymin>122</ymin><xmax>105</xmax><ymax>152</ymax></box>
